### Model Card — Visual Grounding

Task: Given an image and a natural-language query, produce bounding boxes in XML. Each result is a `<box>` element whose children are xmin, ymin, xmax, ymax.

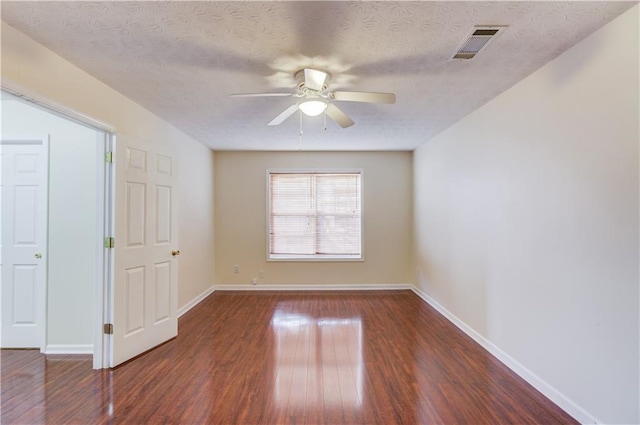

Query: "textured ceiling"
<box><xmin>1</xmin><ymin>1</ymin><xmax>635</xmax><ymax>151</ymax></box>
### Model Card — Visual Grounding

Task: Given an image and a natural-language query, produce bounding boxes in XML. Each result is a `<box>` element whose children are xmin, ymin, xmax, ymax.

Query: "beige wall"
<box><xmin>177</xmin><ymin>144</ymin><xmax>215</xmax><ymax>308</ymax></box>
<box><xmin>1</xmin><ymin>22</ymin><xmax>216</xmax><ymax>312</ymax></box>
<box><xmin>413</xmin><ymin>6</ymin><xmax>639</xmax><ymax>424</ymax></box>
<box><xmin>215</xmin><ymin>151</ymin><xmax>413</xmax><ymax>286</ymax></box>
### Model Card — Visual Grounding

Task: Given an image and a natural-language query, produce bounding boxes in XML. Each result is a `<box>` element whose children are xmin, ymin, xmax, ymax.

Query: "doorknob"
<box><xmin>171</xmin><ymin>250</ymin><xmax>181</xmax><ymax>257</ymax></box>
<box><xmin>35</xmin><ymin>253</ymin><xmax>42</xmax><ymax>259</ymax></box>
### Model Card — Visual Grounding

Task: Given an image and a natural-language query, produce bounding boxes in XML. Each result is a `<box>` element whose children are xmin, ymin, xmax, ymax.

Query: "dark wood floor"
<box><xmin>2</xmin><ymin>290</ymin><xmax>577</xmax><ymax>424</ymax></box>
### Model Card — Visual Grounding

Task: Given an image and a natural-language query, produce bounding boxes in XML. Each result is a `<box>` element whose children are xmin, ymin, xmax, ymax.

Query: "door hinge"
<box><xmin>105</xmin><ymin>151</ymin><xmax>113</xmax><ymax>163</ymax></box>
<box><xmin>104</xmin><ymin>237</ymin><xmax>115</xmax><ymax>248</ymax></box>
<box><xmin>103</xmin><ymin>323</ymin><xmax>114</xmax><ymax>335</ymax></box>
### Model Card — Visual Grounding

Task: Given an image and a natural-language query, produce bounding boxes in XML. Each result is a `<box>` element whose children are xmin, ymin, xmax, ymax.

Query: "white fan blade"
<box><xmin>304</xmin><ymin>69</ymin><xmax>328</xmax><ymax>91</ymax></box>
<box><xmin>331</xmin><ymin>91</ymin><xmax>396</xmax><ymax>104</ymax></box>
<box><xmin>268</xmin><ymin>104</ymin><xmax>299</xmax><ymax>126</ymax></box>
<box><xmin>326</xmin><ymin>104</ymin><xmax>355</xmax><ymax>128</ymax></box>
<box><xmin>230</xmin><ymin>93</ymin><xmax>293</xmax><ymax>98</ymax></box>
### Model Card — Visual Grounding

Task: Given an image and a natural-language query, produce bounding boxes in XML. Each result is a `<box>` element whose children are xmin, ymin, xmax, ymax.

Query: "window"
<box><xmin>268</xmin><ymin>171</ymin><xmax>363</xmax><ymax>261</ymax></box>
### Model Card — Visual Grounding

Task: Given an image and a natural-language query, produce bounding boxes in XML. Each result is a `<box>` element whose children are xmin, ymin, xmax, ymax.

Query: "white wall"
<box><xmin>2</xmin><ymin>99</ymin><xmax>99</xmax><ymax>347</ymax></box>
<box><xmin>413</xmin><ymin>6</ymin><xmax>639</xmax><ymax>424</ymax></box>
<box><xmin>1</xmin><ymin>22</ymin><xmax>216</xmax><ymax>313</ymax></box>
<box><xmin>215</xmin><ymin>151</ymin><xmax>413</xmax><ymax>286</ymax></box>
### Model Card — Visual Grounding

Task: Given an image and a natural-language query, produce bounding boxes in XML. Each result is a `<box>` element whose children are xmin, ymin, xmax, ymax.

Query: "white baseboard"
<box><xmin>214</xmin><ymin>283</ymin><xmax>412</xmax><ymax>291</ymax></box>
<box><xmin>177</xmin><ymin>283</ymin><xmax>410</xmax><ymax>322</ymax></box>
<box><xmin>44</xmin><ymin>344</ymin><xmax>93</xmax><ymax>354</ymax></box>
<box><xmin>175</xmin><ymin>282</ymin><xmax>596</xmax><ymax>422</ymax></box>
<box><xmin>178</xmin><ymin>285</ymin><xmax>216</xmax><ymax>318</ymax></box>
<box><xmin>410</xmin><ymin>285</ymin><xmax>599</xmax><ymax>425</ymax></box>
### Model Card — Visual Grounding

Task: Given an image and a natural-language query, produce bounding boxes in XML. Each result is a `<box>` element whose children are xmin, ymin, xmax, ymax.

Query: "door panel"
<box><xmin>154</xmin><ymin>262</ymin><xmax>171</xmax><ymax>323</ymax></box>
<box><xmin>124</xmin><ymin>266</ymin><xmax>145</xmax><ymax>335</ymax></box>
<box><xmin>125</xmin><ymin>182</ymin><xmax>146</xmax><ymax>247</ymax></box>
<box><xmin>12</xmin><ymin>265</ymin><xmax>37</xmax><ymax>324</ymax></box>
<box><xmin>112</xmin><ymin>135</ymin><xmax>177</xmax><ymax>366</ymax></box>
<box><xmin>13</xmin><ymin>185</ymin><xmax>38</xmax><ymax>244</ymax></box>
<box><xmin>155</xmin><ymin>186</ymin><xmax>171</xmax><ymax>243</ymax></box>
<box><xmin>1</xmin><ymin>138</ymin><xmax>48</xmax><ymax>348</ymax></box>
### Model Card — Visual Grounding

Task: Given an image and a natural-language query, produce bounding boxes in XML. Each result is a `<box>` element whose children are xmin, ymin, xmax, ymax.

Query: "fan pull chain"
<box><xmin>298</xmin><ymin>110</ymin><xmax>304</xmax><ymax>151</ymax></box>
<box><xmin>323</xmin><ymin>111</ymin><xmax>327</xmax><ymax>131</ymax></box>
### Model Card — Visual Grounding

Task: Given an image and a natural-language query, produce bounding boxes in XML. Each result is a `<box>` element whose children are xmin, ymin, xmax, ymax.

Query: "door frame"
<box><xmin>2</xmin><ymin>80</ymin><xmax>116</xmax><ymax>369</ymax></box>
<box><xmin>0</xmin><ymin>135</ymin><xmax>50</xmax><ymax>352</ymax></box>
<box><xmin>95</xmin><ymin>131</ymin><xmax>114</xmax><ymax>369</ymax></box>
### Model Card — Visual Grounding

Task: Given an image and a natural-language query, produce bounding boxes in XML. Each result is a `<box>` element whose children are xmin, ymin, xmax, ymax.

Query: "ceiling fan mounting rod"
<box><xmin>295</xmin><ymin>68</ymin><xmax>330</xmax><ymax>93</ymax></box>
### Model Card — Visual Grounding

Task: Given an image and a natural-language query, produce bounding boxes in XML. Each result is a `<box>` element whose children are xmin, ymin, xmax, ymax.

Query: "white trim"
<box><xmin>268</xmin><ymin>255</ymin><xmax>364</xmax><ymax>262</ymax></box>
<box><xmin>93</xmin><ymin>132</ymin><xmax>110</xmax><ymax>370</ymax></box>
<box><xmin>44</xmin><ymin>344</ymin><xmax>94</xmax><ymax>355</ymax></box>
<box><xmin>42</xmin><ymin>134</ymin><xmax>49</xmax><ymax>353</ymax></box>
<box><xmin>2</xmin><ymin>79</ymin><xmax>116</xmax><ymax>133</ymax></box>
<box><xmin>105</xmin><ymin>136</ymin><xmax>116</xmax><ymax>368</ymax></box>
<box><xmin>0</xmin><ymin>137</ymin><xmax>47</xmax><ymax>145</ymax></box>
<box><xmin>410</xmin><ymin>285</ymin><xmax>599</xmax><ymax>425</ymax></box>
<box><xmin>0</xmin><ymin>134</ymin><xmax>50</xmax><ymax>146</ymax></box>
<box><xmin>215</xmin><ymin>283</ymin><xmax>412</xmax><ymax>291</ymax></box>
<box><xmin>178</xmin><ymin>285</ymin><xmax>216</xmax><ymax>318</ymax></box>
<box><xmin>171</xmin><ymin>282</ymin><xmax>597</xmax><ymax>423</ymax></box>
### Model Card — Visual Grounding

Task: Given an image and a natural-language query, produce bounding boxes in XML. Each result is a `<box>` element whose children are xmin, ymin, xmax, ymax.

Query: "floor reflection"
<box><xmin>3</xmin><ymin>292</ymin><xmax>579</xmax><ymax>424</ymax></box>
<box><xmin>271</xmin><ymin>309</ymin><xmax>363</xmax><ymax>409</ymax></box>
<box><xmin>43</xmin><ymin>354</ymin><xmax>110</xmax><ymax>424</ymax></box>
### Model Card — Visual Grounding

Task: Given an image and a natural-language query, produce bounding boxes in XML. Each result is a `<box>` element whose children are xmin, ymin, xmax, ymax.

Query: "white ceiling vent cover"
<box><xmin>452</xmin><ymin>26</ymin><xmax>507</xmax><ymax>60</ymax></box>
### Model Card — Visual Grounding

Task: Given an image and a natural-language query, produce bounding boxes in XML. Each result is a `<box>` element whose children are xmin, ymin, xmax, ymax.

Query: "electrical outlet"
<box><xmin>258</xmin><ymin>270</ymin><xmax>264</xmax><ymax>278</ymax></box>
<box><xmin>233</xmin><ymin>265</ymin><xmax>240</xmax><ymax>274</ymax></box>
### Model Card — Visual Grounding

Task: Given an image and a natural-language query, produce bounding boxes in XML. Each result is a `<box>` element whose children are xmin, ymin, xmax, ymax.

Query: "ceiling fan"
<box><xmin>230</xmin><ymin>68</ymin><xmax>396</xmax><ymax>128</ymax></box>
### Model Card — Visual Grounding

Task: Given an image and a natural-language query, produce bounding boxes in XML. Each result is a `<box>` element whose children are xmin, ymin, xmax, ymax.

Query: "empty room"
<box><xmin>1</xmin><ymin>2</ymin><xmax>638</xmax><ymax>424</ymax></box>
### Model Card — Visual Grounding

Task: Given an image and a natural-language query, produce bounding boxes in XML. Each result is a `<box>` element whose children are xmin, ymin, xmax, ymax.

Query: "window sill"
<box><xmin>268</xmin><ymin>254</ymin><xmax>363</xmax><ymax>262</ymax></box>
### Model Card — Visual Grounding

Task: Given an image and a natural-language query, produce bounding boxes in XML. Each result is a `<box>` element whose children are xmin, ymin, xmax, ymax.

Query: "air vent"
<box><xmin>452</xmin><ymin>26</ymin><xmax>507</xmax><ymax>60</ymax></box>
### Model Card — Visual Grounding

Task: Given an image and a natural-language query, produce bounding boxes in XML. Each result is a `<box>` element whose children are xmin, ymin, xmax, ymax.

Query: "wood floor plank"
<box><xmin>1</xmin><ymin>290</ymin><xmax>578</xmax><ymax>424</ymax></box>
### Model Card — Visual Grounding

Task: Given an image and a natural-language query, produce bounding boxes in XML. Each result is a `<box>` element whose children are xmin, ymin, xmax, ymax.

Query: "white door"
<box><xmin>0</xmin><ymin>137</ymin><xmax>48</xmax><ymax>348</ymax></box>
<box><xmin>111</xmin><ymin>135</ymin><xmax>178</xmax><ymax>366</ymax></box>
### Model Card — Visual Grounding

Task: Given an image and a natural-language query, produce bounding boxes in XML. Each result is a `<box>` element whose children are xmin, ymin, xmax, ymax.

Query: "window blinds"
<box><xmin>269</xmin><ymin>172</ymin><xmax>362</xmax><ymax>257</ymax></box>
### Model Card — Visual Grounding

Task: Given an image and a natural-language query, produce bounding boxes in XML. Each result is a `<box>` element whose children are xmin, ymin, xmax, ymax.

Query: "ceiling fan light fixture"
<box><xmin>299</xmin><ymin>99</ymin><xmax>327</xmax><ymax>117</ymax></box>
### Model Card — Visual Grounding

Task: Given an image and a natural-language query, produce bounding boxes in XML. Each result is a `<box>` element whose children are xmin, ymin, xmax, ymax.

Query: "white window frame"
<box><xmin>266</xmin><ymin>169</ymin><xmax>364</xmax><ymax>262</ymax></box>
